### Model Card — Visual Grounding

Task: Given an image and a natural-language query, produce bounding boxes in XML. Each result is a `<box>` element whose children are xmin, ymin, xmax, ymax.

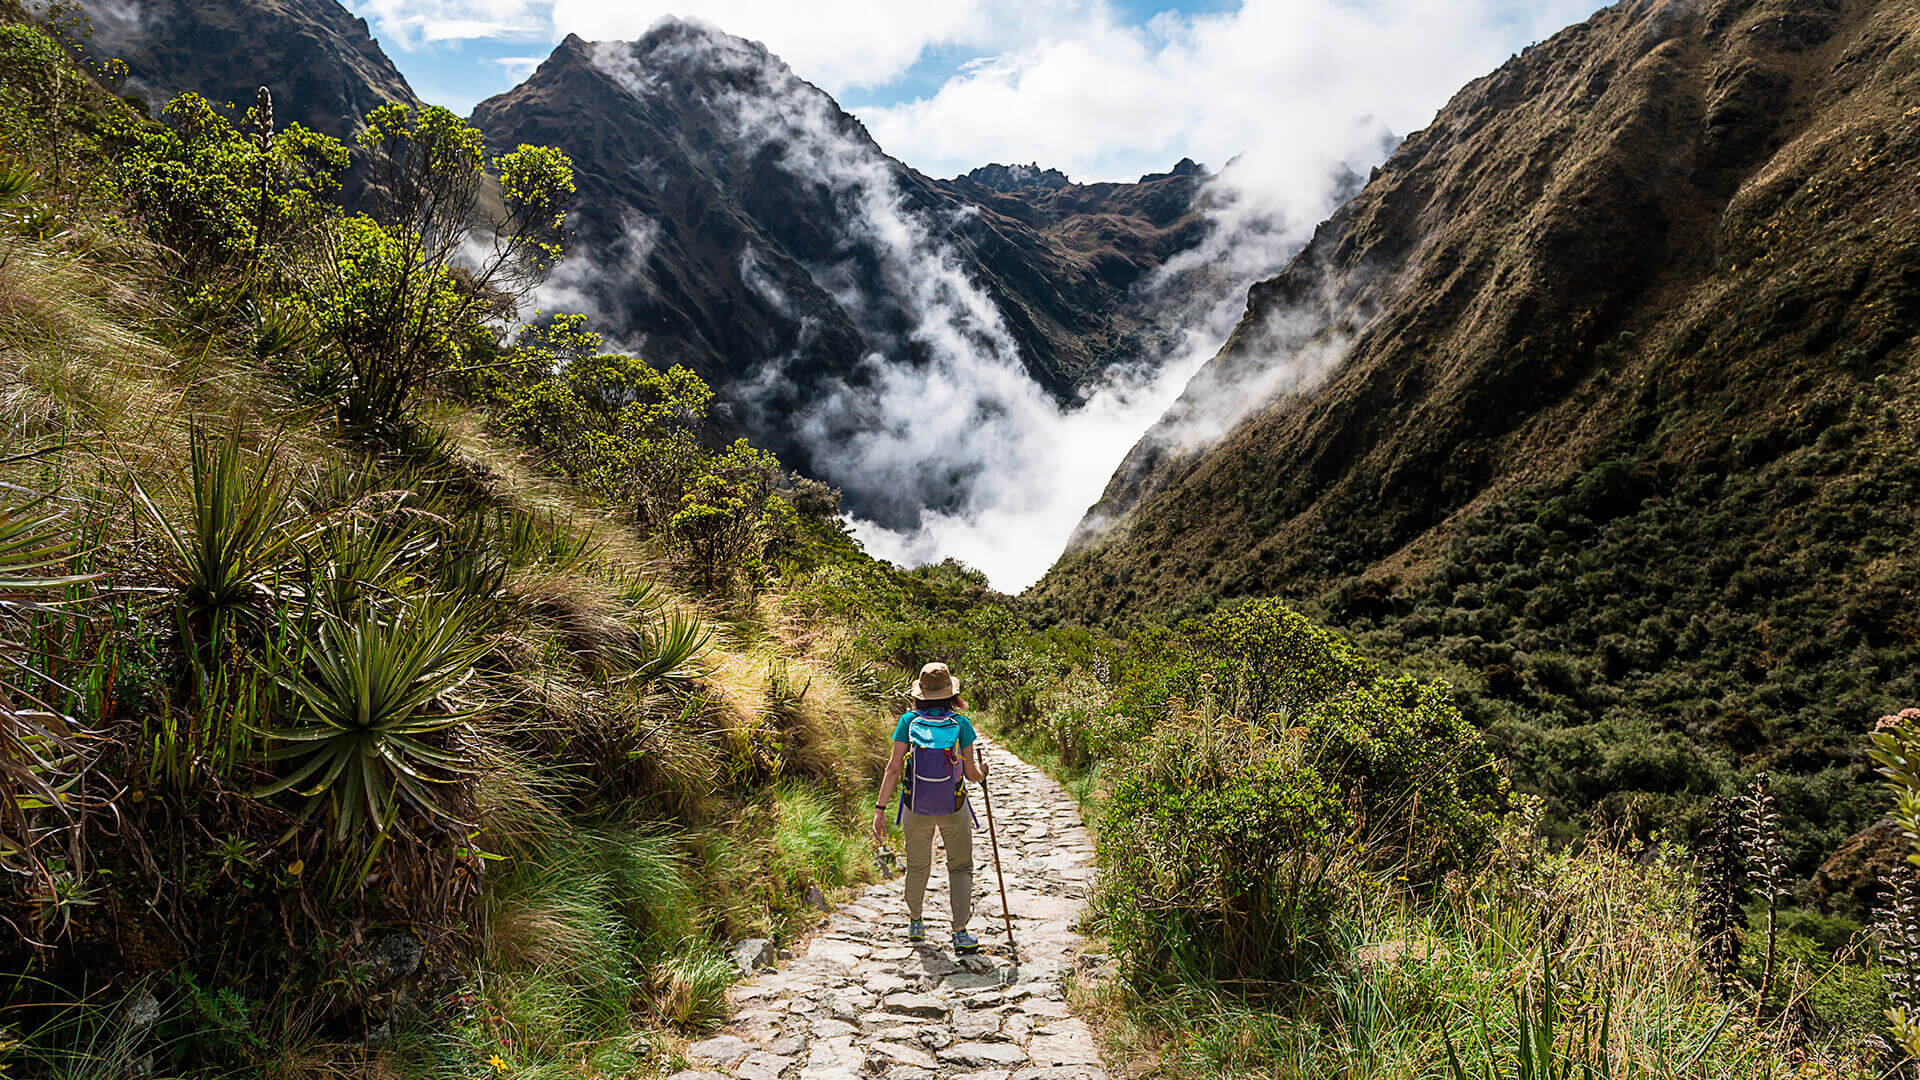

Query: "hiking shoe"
<box><xmin>953</xmin><ymin>930</ymin><xmax>980</xmax><ymax>954</ymax></box>
<box><xmin>908</xmin><ymin>919</ymin><xmax>926</xmax><ymax>942</ymax></box>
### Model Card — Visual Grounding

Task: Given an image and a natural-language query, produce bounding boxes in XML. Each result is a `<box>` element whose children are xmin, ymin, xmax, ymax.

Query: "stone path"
<box><xmin>674</xmin><ymin>738</ymin><xmax>1109</xmax><ymax>1080</ymax></box>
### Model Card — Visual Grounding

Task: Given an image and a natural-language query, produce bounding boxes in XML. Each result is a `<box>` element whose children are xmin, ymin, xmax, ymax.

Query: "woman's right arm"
<box><xmin>872</xmin><ymin>741</ymin><xmax>909</xmax><ymax>843</ymax></box>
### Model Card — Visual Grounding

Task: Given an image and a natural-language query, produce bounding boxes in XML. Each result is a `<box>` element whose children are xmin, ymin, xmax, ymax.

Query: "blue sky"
<box><xmin>343</xmin><ymin>0</ymin><xmax>1599</xmax><ymax>182</ymax></box>
<box><xmin>346</xmin><ymin>0</ymin><xmax>1246</xmax><ymax>121</ymax></box>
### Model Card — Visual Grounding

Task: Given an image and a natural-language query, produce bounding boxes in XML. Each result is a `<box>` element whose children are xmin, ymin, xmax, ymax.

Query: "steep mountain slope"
<box><xmin>469</xmin><ymin>23</ymin><xmax>1206</xmax><ymax>522</ymax></box>
<box><xmin>1037</xmin><ymin>0</ymin><xmax>1920</xmax><ymax>863</ymax></box>
<box><xmin>81</xmin><ymin>0</ymin><xmax>419</xmax><ymax>199</ymax></box>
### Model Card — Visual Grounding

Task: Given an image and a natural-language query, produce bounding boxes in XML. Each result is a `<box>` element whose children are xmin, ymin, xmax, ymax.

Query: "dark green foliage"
<box><xmin>491</xmin><ymin>316</ymin><xmax>794</xmax><ymax>588</ymax></box>
<box><xmin>1077</xmin><ymin>599</ymin><xmax>1505</xmax><ymax>991</ymax></box>
<box><xmin>310</xmin><ymin>103</ymin><xmax>573</xmax><ymax>439</ymax></box>
<box><xmin>1104</xmin><ymin>716</ymin><xmax>1346</xmax><ymax>987</ymax></box>
<box><xmin>1330</xmin><ymin>440</ymin><xmax>1920</xmax><ymax>869</ymax></box>
<box><xmin>0</xmin><ymin>20</ymin><xmax>132</xmax><ymax>204</ymax></box>
<box><xmin>669</xmin><ymin>441</ymin><xmax>782</xmax><ymax>591</ymax></box>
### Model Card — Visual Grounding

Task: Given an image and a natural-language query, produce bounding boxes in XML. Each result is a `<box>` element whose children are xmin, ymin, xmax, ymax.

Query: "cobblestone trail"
<box><xmin>672</xmin><ymin>738</ymin><xmax>1108</xmax><ymax>1080</ymax></box>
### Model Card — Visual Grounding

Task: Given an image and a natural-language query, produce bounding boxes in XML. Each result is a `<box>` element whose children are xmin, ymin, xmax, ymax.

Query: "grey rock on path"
<box><xmin>673</xmin><ymin>738</ymin><xmax>1108</xmax><ymax>1080</ymax></box>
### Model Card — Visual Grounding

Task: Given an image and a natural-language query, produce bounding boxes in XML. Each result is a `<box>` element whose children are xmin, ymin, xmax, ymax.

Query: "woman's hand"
<box><xmin>872</xmin><ymin>806</ymin><xmax>888</xmax><ymax>846</ymax></box>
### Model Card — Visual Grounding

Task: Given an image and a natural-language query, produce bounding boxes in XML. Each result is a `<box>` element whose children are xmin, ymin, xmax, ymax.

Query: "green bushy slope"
<box><xmin>0</xmin><ymin>14</ymin><xmax>907</xmax><ymax>1074</ymax></box>
<box><xmin>1036</xmin><ymin>0</ymin><xmax>1920</xmax><ymax>868</ymax></box>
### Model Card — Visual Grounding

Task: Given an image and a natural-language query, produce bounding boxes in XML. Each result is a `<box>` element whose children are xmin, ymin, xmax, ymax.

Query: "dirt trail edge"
<box><xmin>673</xmin><ymin>736</ymin><xmax>1109</xmax><ymax>1080</ymax></box>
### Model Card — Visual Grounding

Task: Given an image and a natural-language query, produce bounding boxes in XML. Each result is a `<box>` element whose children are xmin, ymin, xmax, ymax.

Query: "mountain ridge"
<box><xmin>469</xmin><ymin>20</ymin><xmax>1211</xmax><ymax>527</ymax></box>
<box><xmin>1034</xmin><ymin>0</ymin><xmax>1920</xmax><ymax>863</ymax></box>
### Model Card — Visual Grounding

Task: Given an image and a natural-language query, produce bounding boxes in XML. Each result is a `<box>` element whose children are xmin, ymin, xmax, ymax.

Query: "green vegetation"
<box><xmin>925</xmin><ymin>598</ymin><xmax>1891</xmax><ymax>1079</ymax></box>
<box><xmin>0</xmin><ymin>8</ymin><xmax>1911</xmax><ymax>1080</ymax></box>
<box><xmin>1320</xmin><ymin>443</ymin><xmax>1920</xmax><ymax>887</ymax></box>
<box><xmin>0</xmin><ymin>13</ymin><xmax>896</xmax><ymax>1076</ymax></box>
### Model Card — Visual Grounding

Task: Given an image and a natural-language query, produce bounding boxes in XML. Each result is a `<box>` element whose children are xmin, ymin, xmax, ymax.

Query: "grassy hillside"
<box><xmin>1035</xmin><ymin>0</ymin><xmax>1920</xmax><ymax>871</ymax></box>
<box><xmin>0</xmin><ymin>15</ymin><xmax>919</xmax><ymax>1074</ymax></box>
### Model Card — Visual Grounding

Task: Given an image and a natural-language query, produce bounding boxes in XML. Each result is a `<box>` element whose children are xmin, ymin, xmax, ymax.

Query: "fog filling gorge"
<box><xmin>588</xmin><ymin>28</ymin><xmax>1387</xmax><ymax>592</ymax></box>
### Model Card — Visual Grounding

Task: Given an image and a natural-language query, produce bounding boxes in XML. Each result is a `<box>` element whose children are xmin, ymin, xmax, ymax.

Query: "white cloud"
<box><xmin>859</xmin><ymin>0</ymin><xmax>1603</xmax><ymax>182</ymax></box>
<box><xmin>348</xmin><ymin>0</ymin><xmax>547</xmax><ymax>48</ymax></box>
<box><xmin>351</xmin><ymin>1</ymin><xmax>1601</xmax><ymax>180</ymax></box>
<box><xmin>353</xmin><ymin>0</ymin><xmax>1611</xmax><ymax>587</ymax></box>
<box><xmin>556</xmin><ymin>0</ymin><xmax>1089</xmax><ymax>91</ymax></box>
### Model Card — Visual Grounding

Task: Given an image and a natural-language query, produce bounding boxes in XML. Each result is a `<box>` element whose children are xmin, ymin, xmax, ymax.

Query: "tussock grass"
<box><xmin>769</xmin><ymin>781</ymin><xmax>872</xmax><ymax>893</ymax></box>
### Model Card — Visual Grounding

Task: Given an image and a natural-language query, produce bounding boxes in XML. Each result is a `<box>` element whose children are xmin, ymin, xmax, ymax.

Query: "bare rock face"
<box><xmin>79</xmin><ymin>0</ymin><xmax>420</xmax><ymax>204</ymax></box>
<box><xmin>958</xmin><ymin>163</ymin><xmax>1073</xmax><ymax>194</ymax></box>
<box><xmin>467</xmin><ymin>22</ymin><xmax>1206</xmax><ymax>525</ymax></box>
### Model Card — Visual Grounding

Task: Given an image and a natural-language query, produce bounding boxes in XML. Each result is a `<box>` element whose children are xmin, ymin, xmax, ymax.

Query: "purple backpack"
<box><xmin>902</xmin><ymin>711</ymin><xmax>968</xmax><ymax>818</ymax></box>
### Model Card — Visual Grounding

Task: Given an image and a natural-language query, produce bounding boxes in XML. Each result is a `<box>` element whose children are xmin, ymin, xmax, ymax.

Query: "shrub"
<box><xmin>1099</xmin><ymin>602</ymin><xmax>1504</xmax><ymax>993</ymax></box>
<box><xmin>117</xmin><ymin>91</ymin><xmax>346</xmax><ymax>273</ymax></box>
<box><xmin>1103</xmin><ymin>713</ymin><xmax>1348</xmax><ymax>987</ymax></box>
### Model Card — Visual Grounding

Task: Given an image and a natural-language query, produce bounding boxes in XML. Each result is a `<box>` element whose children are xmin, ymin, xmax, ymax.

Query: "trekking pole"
<box><xmin>979</xmin><ymin>748</ymin><xmax>1018</xmax><ymax>963</ymax></box>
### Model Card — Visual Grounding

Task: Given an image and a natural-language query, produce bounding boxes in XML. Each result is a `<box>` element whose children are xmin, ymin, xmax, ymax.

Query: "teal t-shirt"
<box><xmin>892</xmin><ymin>709</ymin><xmax>977</xmax><ymax>748</ymax></box>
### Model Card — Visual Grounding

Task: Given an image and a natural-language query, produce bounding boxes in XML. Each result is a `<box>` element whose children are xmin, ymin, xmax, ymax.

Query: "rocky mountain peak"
<box><xmin>1138</xmin><ymin>157</ymin><xmax>1207</xmax><ymax>183</ymax></box>
<box><xmin>470</xmin><ymin>25</ymin><xmax>1206</xmax><ymax>531</ymax></box>
<box><xmin>959</xmin><ymin>162</ymin><xmax>1073</xmax><ymax>193</ymax></box>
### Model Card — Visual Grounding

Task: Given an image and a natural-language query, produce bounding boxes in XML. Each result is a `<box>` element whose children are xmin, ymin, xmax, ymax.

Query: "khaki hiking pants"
<box><xmin>902</xmin><ymin>807</ymin><xmax>972</xmax><ymax>931</ymax></box>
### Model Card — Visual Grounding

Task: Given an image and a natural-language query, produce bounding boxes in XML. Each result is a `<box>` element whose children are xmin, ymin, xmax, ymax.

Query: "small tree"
<box><xmin>669</xmin><ymin>440</ymin><xmax>780</xmax><ymax>591</ymax></box>
<box><xmin>500</xmin><ymin>318</ymin><xmax>718</xmax><ymax>528</ymax></box>
<box><xmin>118</xmin><ymin>92</ymin><xmax>346</xmax><ymax>273</ymax></box>
<box><xmin>324</xmin><ymin>104</ymin><xmax>574</xmax><ymax>436</ymax></box>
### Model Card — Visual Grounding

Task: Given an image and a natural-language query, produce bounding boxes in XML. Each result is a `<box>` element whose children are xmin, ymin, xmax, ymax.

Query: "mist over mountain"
<box><xmin>467</xmin><ymin>23</ymin><xmax>1214</xmax><ymax>534</ymax></box>
<box><xmin>67</xmin><ymin>2</ymin><xmax>1385</xmax><ymax>586</ymax></box>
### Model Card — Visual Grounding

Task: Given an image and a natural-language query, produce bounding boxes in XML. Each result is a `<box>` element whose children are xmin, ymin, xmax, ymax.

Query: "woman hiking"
<box><xmin>872</xmin><ymin>662</ymin><xmax>989</xmax><ymax>953</ymax></box>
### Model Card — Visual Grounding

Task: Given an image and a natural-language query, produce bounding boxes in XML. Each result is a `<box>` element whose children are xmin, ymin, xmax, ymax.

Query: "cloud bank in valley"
<box><xmin>387</xmin><ymin>1</ymin><xmax>1607</xmax><ymax>588</ymax></box>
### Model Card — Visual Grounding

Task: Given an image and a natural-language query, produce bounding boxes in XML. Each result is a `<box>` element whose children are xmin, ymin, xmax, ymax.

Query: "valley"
<box><xmin>0</xmin><ymin>0</ymin><xmax>1911</xmax><ymax>1076</ymax></box>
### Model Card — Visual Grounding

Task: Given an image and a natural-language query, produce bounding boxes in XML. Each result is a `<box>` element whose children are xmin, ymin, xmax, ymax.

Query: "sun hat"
<box><xmin>910</xmin><ymin>662</ymin><xmax>960</xmax><ymax>701</ymax></box>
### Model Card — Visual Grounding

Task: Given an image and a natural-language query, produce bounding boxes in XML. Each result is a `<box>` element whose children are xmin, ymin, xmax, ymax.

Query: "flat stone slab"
<box><xmin>869</xmin><ymin>1040</ymin><xmax>939</xmax><ymax>1069</ymax></box>
<box><xmin>882</xmin><ymin>992</ymin><xmax>949</xmax><ymax>1018</ymax></box>
<box><xmin>685</xmin><ymin>1034</ymin><xmax>749</xmax><ymax>1064</ymax></box>
<box><xmin>941</xmin><ymin>1041</ymin><xmax>1032</xmax><ymax>1068</ymax></box>
<box><xmin>735</xmin><ymin>1051</ymin><xmax>796</xmax><ymax>1080</ymax></box>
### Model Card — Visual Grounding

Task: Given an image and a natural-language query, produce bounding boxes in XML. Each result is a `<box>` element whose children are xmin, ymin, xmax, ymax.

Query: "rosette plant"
<box><xmin>257</xmin><ymin>593</ymin><xmax>490</xmax><ymax>848</ymax></box>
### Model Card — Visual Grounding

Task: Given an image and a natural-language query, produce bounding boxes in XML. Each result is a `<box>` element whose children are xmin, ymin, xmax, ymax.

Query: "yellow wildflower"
<box><xmin>489</xmin><ymin>1055</ymin><xmax>508</xmax><ymax>1073</ymax></box>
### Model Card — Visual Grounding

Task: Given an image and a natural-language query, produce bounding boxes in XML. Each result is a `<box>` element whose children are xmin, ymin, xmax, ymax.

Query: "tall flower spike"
<box><xmin>253</xmin><ymin>86</ymin><xmax>274</xmax><ymax>151</ymax></box>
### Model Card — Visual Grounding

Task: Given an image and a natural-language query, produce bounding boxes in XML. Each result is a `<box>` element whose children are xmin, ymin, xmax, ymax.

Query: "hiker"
<box><xmin>872</xmin><ymin>662</ymin><xmax>989</xmax><ymax>953</ymax></box>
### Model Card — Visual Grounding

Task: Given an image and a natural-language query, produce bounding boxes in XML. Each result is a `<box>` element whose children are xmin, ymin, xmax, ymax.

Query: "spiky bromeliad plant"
<box><xmin>257</xmin><ymin>593</ymin><xmax>491</xmax><ymax>864</ymax></box>
<box><xmin>132</xmin><ymin>426</ymin><xmax>303</xmax><ymax>633</ymax></box>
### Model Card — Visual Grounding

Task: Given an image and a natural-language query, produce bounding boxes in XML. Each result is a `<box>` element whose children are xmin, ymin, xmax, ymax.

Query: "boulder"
<box><xmin>732</xmin><ymin>937</ymin><xmax>777</xmax><ymax>975</ymax></box>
